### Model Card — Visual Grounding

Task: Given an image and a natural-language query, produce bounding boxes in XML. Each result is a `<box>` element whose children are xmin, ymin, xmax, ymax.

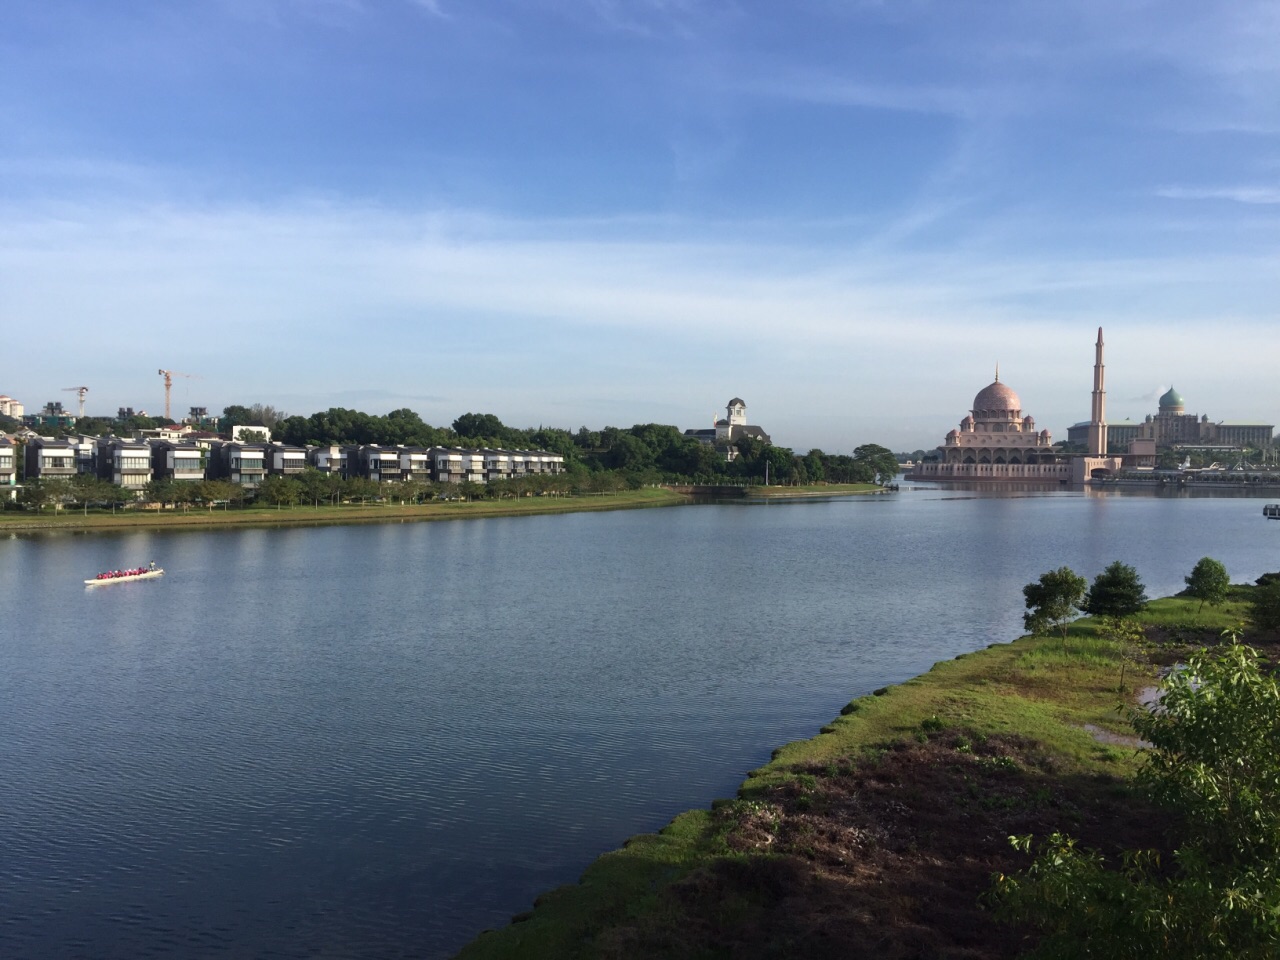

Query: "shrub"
<box><xmin>1083</xmin><ymin>561</ymin><xmax>1148</xmax><ymax>618</ymax></box>
<box><xmin>1023</xmin><ymin>567</ymin><xmax>1088</xmax><ymax>641</ymax></box>
<box><xmin>1183</xmin><ymin>557</ymin><xmax>1230</xmax><ymax>614</ymax></box>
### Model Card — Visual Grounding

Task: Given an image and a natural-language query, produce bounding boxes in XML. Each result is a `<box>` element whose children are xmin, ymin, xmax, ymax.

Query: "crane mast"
<box><xmin>61</xmin><ymin>386</ymin><xmax>89</xmax><ymax>418</ymax></box>
<box><xmin>157</xmin><ymin>369</ymin><xmax>198</xmax><ymax>421</ymax></box>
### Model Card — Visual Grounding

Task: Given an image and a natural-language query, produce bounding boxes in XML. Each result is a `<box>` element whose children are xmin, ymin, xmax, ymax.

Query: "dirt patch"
<box><xmin>595</xmin><ymin>732</ymin><xmax>1174</xmax><ymax>960</ymax></box>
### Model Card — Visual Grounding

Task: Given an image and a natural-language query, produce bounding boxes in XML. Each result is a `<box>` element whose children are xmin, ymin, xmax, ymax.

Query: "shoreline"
<box><xmin>0</xmin><ymin>488</ymin><xmax>689</xmax><ymax>534</ymax></box>
<box><xmin>455</xmin><ymin>592</ymin><xmax>1257</xmax><ymax>959</ymax></box>
<box><xmin>0</xmin><ymin>484</ymin><xmax>887</xmax><ymax>536</ymax></box>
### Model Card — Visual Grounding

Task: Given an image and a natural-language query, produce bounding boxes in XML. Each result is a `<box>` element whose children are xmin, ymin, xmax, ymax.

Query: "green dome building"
<box><xmin>1158</xmin><ymin>387</ymin><xmax>1186</xmax><ymax>413</ymax></box>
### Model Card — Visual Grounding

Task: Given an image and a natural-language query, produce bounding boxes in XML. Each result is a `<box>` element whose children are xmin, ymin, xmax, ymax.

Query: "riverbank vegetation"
<box><xmin>457</xmin><ymin>564</ymin><xmax>1280</xmax><ymax>959</ymax></box>
<box><xmin>0</xmin><ymin>487</ymin><xmax>690</xmax><ymax>532</ymax></box>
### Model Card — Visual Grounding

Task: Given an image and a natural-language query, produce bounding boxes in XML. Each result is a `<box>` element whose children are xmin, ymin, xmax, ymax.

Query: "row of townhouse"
<box><xmin>13</xmin><ymin>436</ymin><xmax>565</xmax><ymax>494</ymax></box>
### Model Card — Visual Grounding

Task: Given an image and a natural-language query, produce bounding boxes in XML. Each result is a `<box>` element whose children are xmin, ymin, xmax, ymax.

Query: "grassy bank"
<box><xmin>746</xmin><ymin>483</ymin><xmax>883</xmax><ymax>499</ymax></box>
<box><xmin>457</xmin><ymin>593</ymin><xmax>1258</xmax><ymax>959</ymax></box>
<box><xmin>0</xmin><ymin>488</ymin><xmax>687</xmax><ymax>534</ymax></box>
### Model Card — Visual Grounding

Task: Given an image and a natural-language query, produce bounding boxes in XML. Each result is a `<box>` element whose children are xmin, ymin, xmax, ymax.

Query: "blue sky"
<box><xmin>2</xmin><ymin>0</ymin><xmax>1277</xmax><ymax>451</ymax></box>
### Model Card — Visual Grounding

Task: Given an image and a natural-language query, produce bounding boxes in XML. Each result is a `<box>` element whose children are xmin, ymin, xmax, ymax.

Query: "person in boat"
<box><xmin>149</xmin><ymin>561</ymin><xmax>156</xmax><ymax>571</ymax></box>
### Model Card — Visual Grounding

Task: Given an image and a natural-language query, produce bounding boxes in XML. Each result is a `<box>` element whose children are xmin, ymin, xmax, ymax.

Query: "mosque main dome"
<box><xmin>972</xmin><ymin>379</ymin><xmax>1022</xmax><ymax>417</ymax></box>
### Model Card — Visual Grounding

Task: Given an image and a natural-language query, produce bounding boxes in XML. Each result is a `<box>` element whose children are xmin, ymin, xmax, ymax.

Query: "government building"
<box><xmin>1067</xmin><ymin>387</ymin><xmax>1273</xmax><ymax>453</ymax></box>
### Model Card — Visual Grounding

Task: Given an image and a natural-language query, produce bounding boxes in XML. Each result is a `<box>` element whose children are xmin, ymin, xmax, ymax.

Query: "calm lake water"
<box><xmin>2</xmin><ymin>486</ymin><xmax>1277</xmax><ymax>959</ymax></box>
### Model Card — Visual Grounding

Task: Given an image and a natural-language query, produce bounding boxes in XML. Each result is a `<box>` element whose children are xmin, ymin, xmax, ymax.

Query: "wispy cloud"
<box><xmin>1157</xmin><ymin>185</ymin><xmax>1280</xmax><ymax>205</ymax></box>
<box><xmin>407</xmin><ymin>0</ymin><xmax>449</xmax><ymax>18</ymax></box>
<box><xmin>743</xmin><ymin>73</ymin><xmax>1010</xmax><ymax>121</ymax></box>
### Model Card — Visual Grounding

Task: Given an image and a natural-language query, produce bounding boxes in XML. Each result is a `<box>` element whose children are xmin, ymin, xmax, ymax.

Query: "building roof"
<box><xmin>1159</xmin><ymin>386</ymin><xmax>1185</xmax><ymax>410</ymax></box>
<box><xmin>972</xmin><ymin>379</ymin><xmax>1021</xmax><ymax>414</ymax></box>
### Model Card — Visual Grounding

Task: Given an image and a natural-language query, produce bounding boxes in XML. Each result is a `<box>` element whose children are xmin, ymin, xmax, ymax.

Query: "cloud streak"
<box><xmin>1157</xmin><ymin>185</ymin><xmax>1280</xmax><ymax>205</ymax></box>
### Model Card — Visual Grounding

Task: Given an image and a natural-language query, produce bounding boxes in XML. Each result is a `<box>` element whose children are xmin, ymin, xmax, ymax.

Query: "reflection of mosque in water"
<box><xmin>909</xmin><ymin>370</ymin><xmax>1073</xmax><ymax>482</ymax></box>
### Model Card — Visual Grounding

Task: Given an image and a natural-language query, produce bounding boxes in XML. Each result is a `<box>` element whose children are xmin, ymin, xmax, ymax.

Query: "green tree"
<box><xmin>1022</xmin><ymin>567</ymin><xmax>1088</xmax><ymax>641</ymax></box>
<box><xmin>145</xmin><ymin>478</ymin><xmax>179</xmax><ymax>507</ymax></box>
<box><xmin>343</xmin><ymin>477</ymin><xmax>380</xmax><ymax>505</ymax></box>
<box><xmin>18</xmin><ymin>478</ymin><xmax>55</xmax><ymax>512</ymax></box>
<box><xmin>604</xmin><ymin>433</ymin><xmax>655</xmax><ymax>472</ymax></box>
<box><xmin>1083</xmin><ymin>561</ymin><xmax>1148</xmax><ymax>618</ymax></box>
<box><xmin>852</xmin><ymin>444</ymin><xmax>900</xmax><ymax>485</ymax></box>
<box><xmin>100</xmin><ymin>483</ymin><xmax>136</xmax><ymax>513</ymax></box>
<box><xmin>1184</xmin><ymin>557</ymin><xmax>1231</xmax><ymax>614</ymax></box>
<box><xmin>256</xmin><ymin>475</ymin><xmax>300</xmax><ymax>509</ymax></box>
<box><xmin>295</xmin><ymin>468</ymin><xmax>331</xmax><ymax>507</ymax></box>
<box><xmin>219</xmin><ymin>405</ymin><xmax>254</xmax><ymax>433</ymax></box>
<box><xmin>452</xmin><ymin>412</ymin><xmax>506</xmax><ymax>442</ymax></box>
<box><xmin>1248</xmin><ymin>578</ymin><xmax>1280</xmax><ymax>634</ymax></box>
<box><xmin>196</xmin><ymin>479</ymin><xmax>239</xmax><ymax>510</ymax></box>
<box><xmin>994</xmin><ymin>638</ymin><xmax>1280</xmax><ymax>959</ymax></box>
<box><xmin>760</xmin><ymin>445</ymin><xmax>797</xmax><ymax>485</ymax></box>
<box><xmin>803</xmin><ymin>449</ymin><xmax>825</xmax><ymax>483</ymax></box>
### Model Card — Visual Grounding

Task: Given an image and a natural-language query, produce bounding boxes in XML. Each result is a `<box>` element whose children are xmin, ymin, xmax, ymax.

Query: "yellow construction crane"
<box><xmin>157</xmin><ymin>369</ymin><xmax>200</xmax><ymax>421</ymax></box>
<box><xmin>62</xmin><ymin>386</ymin><xmax>89</xmax><ymax>417</ymax></box>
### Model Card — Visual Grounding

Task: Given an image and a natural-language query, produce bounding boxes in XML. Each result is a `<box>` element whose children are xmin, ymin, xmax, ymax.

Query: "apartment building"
<box><xmin>206</xmin><ymin>441</ymin><xmax>267</xmax><ymax>488</ymax></box>
<box><xmin>23</xmin><ymin>437</ymin><xmax>78</xmax><ymax>481</ymax></box>
<box><xmin>348</xmin><ymin>445</ymin><xmax>403</xmax><ymax>482</ymax></box>
<box><xmin>265</xmin><ymin>442</ymin><xmax>308</xmax><ymax>476</ymax></box>
<box><xmin>151</xmin><ymin>440</ymin><xmax>207</xmax><ymax>483</ymax></box>
<box><xmin>310</xmin><ymin>444</ymin><xmax>347</xmax><ymax>476</ymax></box>
<box><xmin>98</xmin><ymin>437</ymin><xmax>154</xmax><ymax>490</ymax></box>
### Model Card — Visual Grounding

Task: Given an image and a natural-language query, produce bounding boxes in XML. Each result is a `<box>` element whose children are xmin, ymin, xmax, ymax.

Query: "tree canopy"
<box><xmin>1082</xmin><ymin>561</ymin><xmax>1148</xmax><ymax>618</ymax></box>
<box><xmin>1184</xmin><ymin>557</ymin><xmax>1230</xmax><ymax>614</ymax></box>
<box><xmin>1023</xmin><ymin>567</ymin><xmax>1088</xmax><ymax>640</ymax></box>
<box><xmin>853</xmin><ymin>444</ymin><xmax>900</xmax><ymax>485</ymax></box>
<box><xmin>1248</xmin><ymin>578</ymin><xmax>1280</xmax><ymax>633</ymax></box>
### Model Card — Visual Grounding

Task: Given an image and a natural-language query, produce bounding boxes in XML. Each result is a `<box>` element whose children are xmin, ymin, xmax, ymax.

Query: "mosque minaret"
<box><xmin>1087</xmin><ymin>327</ymin><xmax>1108</xmax><ymax>457</ymax></box>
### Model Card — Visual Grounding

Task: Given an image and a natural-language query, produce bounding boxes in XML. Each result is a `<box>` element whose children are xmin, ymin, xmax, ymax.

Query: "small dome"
<box><xmin>972</xmin><ymin>380</ymin><xmax>1022</xmax><ymax>415</ymax></box>
<box><xmin>1159</xmin><ymin>387</ymin><xmax>1185</xmax><ymax>411</ymax></box>
<box><xmin>727</xmin><ymin>397</ymin><xmax>745</xmax><ymax>407</ymax></box>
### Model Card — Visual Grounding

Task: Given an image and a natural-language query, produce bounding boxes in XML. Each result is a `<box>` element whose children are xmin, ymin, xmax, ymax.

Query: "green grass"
<box><xmin>0</xmin><ymin>487</ymin><xmax>687</xmax><ymax>534</ymax></box>
<box><xmin>746</xmin><ymin>483</ymin><xmax>881</xmax><ymax>498</ymax></box>
<box><xmin>456</xmin><ymin>592</ymin><xmax>1257</xmax><ymax>959</ymax></box>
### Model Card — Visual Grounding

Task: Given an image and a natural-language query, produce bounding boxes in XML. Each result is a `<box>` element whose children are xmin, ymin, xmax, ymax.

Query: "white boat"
<box><xmin>1265</xmin><ymin>504</ymin><xmax>1280</xmax><ymax>520</ymax></box>
<box><xmin>85</xmin><ymin>567</ymin><xmax>165</xmax><ymax>586</ymax></box>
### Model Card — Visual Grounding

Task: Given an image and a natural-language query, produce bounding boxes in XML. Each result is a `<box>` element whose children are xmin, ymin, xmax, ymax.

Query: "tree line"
<box><xmin>21</xmin><ymin>403</ymin><xmax>902</xmax><ymax>488</ymax></box>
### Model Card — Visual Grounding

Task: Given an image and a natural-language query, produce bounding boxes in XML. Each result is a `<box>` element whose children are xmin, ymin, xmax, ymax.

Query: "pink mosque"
<box><xmin>909</xmin><ymin>329</ymin><xmax>1126</xmax><ymax>484</ymax></box>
